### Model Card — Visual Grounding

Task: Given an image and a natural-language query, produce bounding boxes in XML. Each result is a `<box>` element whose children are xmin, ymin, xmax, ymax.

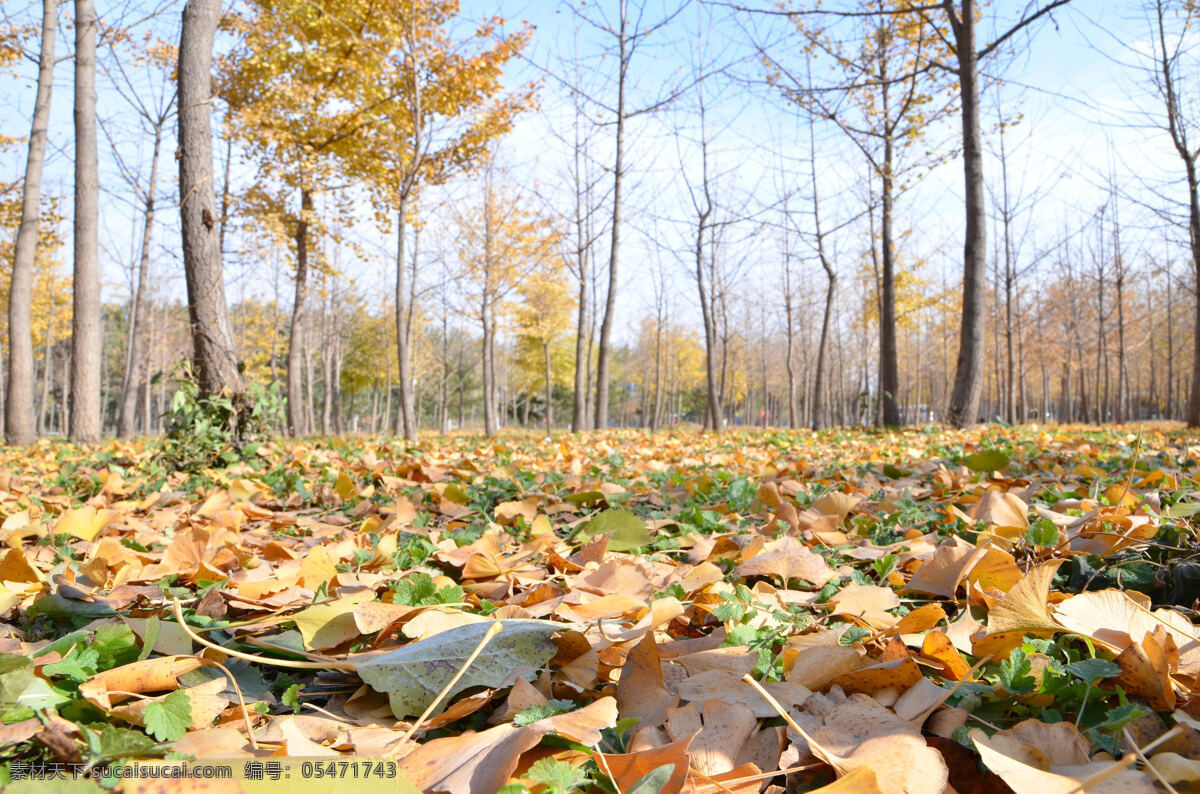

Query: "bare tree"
<box><xmin>805</xmin><ymin>97</ymin><xmax>838</xmax><ymax>431</ymax></box>
<box><xmin>564</xmin><ymin>0</ymin><xmax>688</xmax><ymax>429</ymax></box>
<box><xmin>1148</xmin><ymin>0</ymin><xmax>1200</xmax><ymax>426</ymax></box>
<box><xmin>592</xmin><ymin>0</ymin><xmax>629</xmax><ymax>430</ymax></box>
<box><xmin>929</xmin><ymin>0</ymin><xmax>1074</xmax><ymax>427</ymax></box>
<box><xmin>5</xmin><ymin>0</ymin><xmax>58</xmax><ymax>445</ymax></box>
<box><xmin>105</xmin><ymin>37</ymin><xmax>177</xmax><ymax>438</ymax></box>
<box><xmin>734</xmin><ymin>0</ymin><xmax>1072</xmax><ymax>428</ymax></box>
<box><xmin>676</xmin><ymin>62</ymin><xmax>724</xmax><ymax>432</ymax></box>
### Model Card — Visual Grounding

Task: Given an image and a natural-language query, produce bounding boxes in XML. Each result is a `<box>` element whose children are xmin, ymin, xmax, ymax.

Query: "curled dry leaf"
<box><xmin>788</xmin><ymin>645</ymin><xmax>865</xmax><ymax>691</ymax></box>
<box><xmin>596</xmin><ymin>732</ymin><xmax>695</xmax><ymax>794</ymax></box>
<box><xmin>1148</xmin><ymin>752</ymin><xmax>1200</xmax><ymax>786</ymax></box>
<box><xmin>901</xmin><ymin>538</ymin><xmax>984</xmax><ymax>599</ymax></box>
<box><xmin>80</xmin><ymin>656</ymin><xmax>206</xmax><ymax>710</ymax></box>
<box><xmin>829</xmin><ymin>656</ymin><xmax>922</xmax><ymax>695</ymax></box>
<box><xmin>787</xmin><ymin>690</ymin><xmax>949</xmax><ymax>794</ymax></box>
<box><xmin>1052</xmin><ymin>588</ymin><xmax>1200</xmax><ymax>675</ymax></box>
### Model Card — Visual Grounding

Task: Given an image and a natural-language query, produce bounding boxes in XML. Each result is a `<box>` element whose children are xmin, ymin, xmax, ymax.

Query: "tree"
<box><xmin>453</xmin><ymin>166</ymin><xmax>558</xmax><ymax>435</ymax></box>
<box><xmin>770</xmin><ymin>4</ymin><xmax>954</xmax><ymax>427</ymax></box>
<box><xmin>924</xmin><ymin>0</ymin><xmax>1073</xmax><ymax>427</ymax></box>
<box><xmin>806</xmin><ymin>107</ymin><xmax>838</xmax><ymax>430</ymax></box>
<box><xmin>177</xmin><ymin>0</ymin><xmax>246</xmax><ymax>420</ymax></box>
<box><xmin>672</xmin><ymin>3</ymin><xmax>742</xmax><ymax>433</ymax></box>
<box><xmin>547</xmin><ymin>24</ymin><xmax>608</xmax><ymax>433</ymax></box>
<box><xmin>350</xmin><ymin>0</ymin><xmax>533</xmax><ymax>441</ymax></box>
<box><xmin>221</xmin><ymin>0</ymin><xmax>390</xmax><ymax>436</ymax></box>
<box><xmin>1148</xmin><ymin>0</ymin><xmax>1200</xmax><ymax>427</ymax></box>
<box><xmin>742</xmin><ymin>0</ymin><xmax>1074</xmax><ymax>427</ymax></box>
<box><xmin>565</xmin><ymin>0</ymin><xmax>688</xmax><ymax>430</ymax></box>
<box><xmin>512</xmin><ymin>256</ymin><xmax>576</xmax><ymax>430</ymax></box>
<box><xmin>5</xmin><ymin>0</ymin><xmax>57</xmax><ymax>445</ymax></box>
<box><xmin>106</xmin><ymin>37</ymin><xmax>177</xmax><ymax>438</ymax></box>
<box><xmin>70</xmin><ymin>0</ymin><xmax>101</xmax><ymax>443</ymax></box>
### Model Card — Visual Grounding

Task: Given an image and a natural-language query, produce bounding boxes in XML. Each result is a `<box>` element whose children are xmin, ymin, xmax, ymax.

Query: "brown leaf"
<box><xmin>837</xmin><ymin>732</ymin><xmax>948</xmax><ymax>794</ymax></box>
<box><xmin>617</xmin><ymin>632</ymin><xmax>676</xmax><ymax>730</ymax></box>
<box><xmin>399</xmin><ymin>723</ymin><xmax>541</xmax><ymax>793</ymax></box>
<box><xmin>901</xmin><ymin>538</ymin><xmax>982</xmax><ymax>598</ymax></box>
<box><xmin>734</xmin><ymin>537</ymin><xmax>836</xmax><ymax>586</ymax></box>
<box><xmin>597</xmin><ymin>733</ymin><xmax>694</xmax><ymax>794</ymax></box>
<box><xmin>1113</xmin><ymin>631</ymin><xmax>1177</xmax><ymax>711</ymax></box>
<box><xmin>920</xmin><ymin>631</ymin><xmax>971</xmax><ymax>680</ymax></box>
<box><xmin>665</xmin><ymin>699</ymin><xmax>757</xmax><ymax>776</ymax></box>
<box><xmin>971</xmin><ymin>727</ymin><xmax>1156</xmax><ymax>794</ymax></box>
<box><xmin>895</xmin><ymin>603</ymin><xmax>947</xmax><ymax>635</ymax></box>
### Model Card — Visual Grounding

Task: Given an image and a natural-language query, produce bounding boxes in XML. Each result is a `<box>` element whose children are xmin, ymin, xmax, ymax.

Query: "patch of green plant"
<box><xmin>157</xmin><ymin>361</ymin><xmax>284</xmax><ymax>473</ymax></box>
<box><xmin>391</xmin><ymin>572</ymin><xmax>464</xmax><ymax>606</ymax></box>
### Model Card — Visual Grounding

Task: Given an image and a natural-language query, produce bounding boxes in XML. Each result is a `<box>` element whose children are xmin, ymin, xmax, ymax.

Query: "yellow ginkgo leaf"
<box><xmin>54</xmin><ymin>505</ymin><xmax>117</xmax><ymax>542</ymax></box>
<box><xmin>293</xmin><ymin>593</ymin><xmax>374</xmax><ymax>650</ymax></box>
<box><xmin>335</xmin><ymin>471</ymin><xmax>357</xmax><ymax>500</ymax></box>
<box><xmin>985</xmin><ymin>559</ymin><xmax>1065</xmax><ymax>637</ymax></box>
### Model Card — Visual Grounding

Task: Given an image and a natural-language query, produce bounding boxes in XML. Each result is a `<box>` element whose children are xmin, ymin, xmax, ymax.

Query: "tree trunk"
<box><xmin>1115</xmin><ymin>245</ymin><xmax>1128</xmax><ymax>423</ymax></box>
<box><xmin>178</xmin><ymin>0</ymin><xmax>246</xmax><ymax>424</ymax></box>
<box><xmin>218</xmin><ymin>132</ymin><xmax>232</xmax><ymax>256</ymax></box>
<box><xmin>543</xmin><ymin>340</ymin><xmax>553</xmax><ymax>431</ymax></box>
<box><xmin>5</xmin><ymin>0</ymin><xmax>57</xmax><ymax>445</ymax></box>
<box><xmin>698</xmin><ymin>249</ymin><xmax>722</xmax><ymax>431</ymax></box>
<box><xmin>383</xmin><ymin>336</ymin><xmax>392</xmax><ymax>432</ymax></box>
<box><xmin>61</xmin><ymin>347</ymin><xmax>71</xmax><ymax>432</ymax></box>
<box><xmin>36</xmin><ymin>298</ymin><xmax>55</xmax><ymax>436</ymax></box>
<box><xmin>945</xmin><ymin>0</ymin><xmax>986</xmax><ymax>428</ymax></box>
<box><xmin>331</xmin><ymin>343</ymin><xmax>343</xmax><ymax>434</ymax></box>
<box><xmin>809</xmin><ymin>106</ymin><xmax>836</xmax><ymax>431</ymax></box>
<box><xmin>117</xmin><ymin>124</ymin><xmax>163</xmax><ymax>438</ymax></box>
<box><xmin>286</xmin><ymin>186</ymin><xmax>312</xmax><ymax>436</ymax></box>
<box><xmin>651</xmin><ymin>303</ymin><xmax>664</xmax><ymax>429</ymax></box>
<box><xmin>571</xmin><ymin>131</ymin><xmax>591</xmax><ymax>433</ymax></box>
<box><xmin>320</xmin><ymin>307</ymin><xmax>332</xmax><ymax>435</ymax></box>
<box><xmin>879</xmin><ymin>135</ymin><xmax>900</xmax><ymax>427</ymax></box>
<box><xmin>394</xmin><ymin>195</ymin><xmax>418</xmax><ymax>440</ymax></box>
<box><xmin>1167</xmin><ymin>262</ymin><xmax>1175</xmax><ymax>419</ymax></box>
<box><xmin>783</xmin><ymin>263</ymin><xmax>797</xmax><ymax>428</ymax></box>
<box><xmin>1186</xmin><ymin>166</ymin><xmax>1200</xmax><ymax>426</ymax></box>
<box><xmin>594</xmin><ymin>0</ymin><xmax>627</xmax><ymax>431</ymax></box>
<box><xmin>999</xmin><ymin>125</ymin><xmax>1017</xmax><ymax>425</ymax></box>
<box><xmin>70</xmin><ymin>0</ymin><xmax>102</xmax><ymax>443</ymax></box>
<box><xmin>143</xmin><ymin>301</ymin><xmax>155</xmax><ymax>433</ymax></box>
<box><xmin>482</xmin><ymin>298</ymin><xmax>496</xmax><ymax>435</ymax></box>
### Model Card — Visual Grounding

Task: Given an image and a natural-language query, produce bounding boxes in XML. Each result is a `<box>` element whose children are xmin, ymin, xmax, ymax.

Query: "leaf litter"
<box><xmin>0</xmin><ymin>425</ymin><xmax>1198</xmax><ymax>791</ymax></box>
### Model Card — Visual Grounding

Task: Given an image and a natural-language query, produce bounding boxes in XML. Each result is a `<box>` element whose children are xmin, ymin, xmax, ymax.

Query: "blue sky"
<box><xmin>0</xmin><ymin>0</ymin><xmax>1190</xmax><ymax>345</ymax></box>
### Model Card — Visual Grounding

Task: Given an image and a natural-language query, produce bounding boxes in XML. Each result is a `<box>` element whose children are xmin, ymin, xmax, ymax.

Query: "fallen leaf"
<box><xmin>355</xmin><ymin>618</ymin><xmax>561</xmax><ymax>718</ymax></box>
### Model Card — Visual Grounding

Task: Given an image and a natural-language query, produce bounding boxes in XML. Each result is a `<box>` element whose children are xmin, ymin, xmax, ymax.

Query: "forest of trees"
<box><xmin>1</xmin><ymin>0</ymin><xmax>1199</xmax><ymax>442</ymax></box>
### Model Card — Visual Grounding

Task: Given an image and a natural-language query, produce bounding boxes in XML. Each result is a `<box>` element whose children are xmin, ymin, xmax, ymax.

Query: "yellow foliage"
<box><xmin>510</xmin><ymin>258</ymin><xmax>576</xmax><ymax>396</ymax></box>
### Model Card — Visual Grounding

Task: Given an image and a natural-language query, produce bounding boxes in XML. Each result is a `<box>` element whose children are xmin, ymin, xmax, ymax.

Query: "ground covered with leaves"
<box><xmin>1</xmin><ymin>425</ymin><xmax>1199</xmax><ymax>792</ymax></box>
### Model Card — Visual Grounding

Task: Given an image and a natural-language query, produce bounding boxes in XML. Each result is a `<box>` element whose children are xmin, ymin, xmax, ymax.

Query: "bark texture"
<box><xmin>71</xmin><ymin>0</ymin><xmax>102</xmax><ymax>443</ymax></box>
<box><xmin>945</xmin><ymin>0</ymin><xmax>986</xmax><ymax>428</ymax></box>
<box><xmin>178</xmin><ymin>0</ymin><xmax>246</xmax><ymax>417</ymax></box>
<box><xmin>5</xmin><ymin>0</ymin><xmax>57</xmax><ymax>445</ymax></box>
